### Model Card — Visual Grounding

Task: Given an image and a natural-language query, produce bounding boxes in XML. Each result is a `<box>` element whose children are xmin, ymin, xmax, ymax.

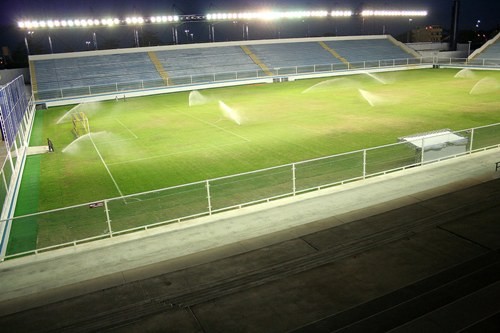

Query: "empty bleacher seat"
<box><xmin>323</xmin><ymin>39</ymin><xmax>410</xmax><ymax>63</ymax></box>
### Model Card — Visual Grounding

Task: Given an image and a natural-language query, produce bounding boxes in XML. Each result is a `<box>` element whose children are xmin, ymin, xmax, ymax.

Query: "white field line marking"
<box><xmin>98</xmin><ymin>137</ymin><xmax>138</xmax><ymax>145</ymax></box>
<box><xmin>88</xmin><ymin>128</ymin><xmax>125</xmax><ymax>198</ymax></box>
<box><xmin>107</xmin><ymin>142</ymin><xmax>246</xmax><ymax>166</ymax></box>
<box><xmin>115</xmin><ymin>119</ymin><xmax>138</xmax><ymax>139</ymax></box>
<box><xmin>175</xmin><ymin>109</ymin><xmax>251</xmax><ymax>142</ymax></box>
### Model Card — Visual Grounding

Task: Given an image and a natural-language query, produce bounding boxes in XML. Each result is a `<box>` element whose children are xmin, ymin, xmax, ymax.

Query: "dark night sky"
<box><xmin>0</xmin><ymin>1</ymin><xmax>499</xmax><ymax>53</ymax></box>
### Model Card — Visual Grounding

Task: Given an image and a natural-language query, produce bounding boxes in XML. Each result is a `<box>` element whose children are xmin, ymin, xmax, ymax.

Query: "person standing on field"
<box><xmin>47</xmin><ymin>138</ymin><xmax>54</xmax><ymax>152</ymax></box>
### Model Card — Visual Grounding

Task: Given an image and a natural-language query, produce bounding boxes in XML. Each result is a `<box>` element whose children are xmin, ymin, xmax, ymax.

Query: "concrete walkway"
<box><xmin>0</xmin><ymin>148</ymin><xmax>499</xmax><ymax>305</ymax></box>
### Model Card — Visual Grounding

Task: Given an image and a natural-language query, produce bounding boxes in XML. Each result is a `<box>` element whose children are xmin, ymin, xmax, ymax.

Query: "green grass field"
<box><xmin>7</xmin><ymin>68</ymin><xmax>500</xmax><ymax>255</ymax></box>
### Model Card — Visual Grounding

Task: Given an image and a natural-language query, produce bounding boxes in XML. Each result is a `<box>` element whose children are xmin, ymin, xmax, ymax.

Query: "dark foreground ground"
<box><xmin>0</xmin><ymin>174</ymin><xmax>499</xmax><ymax>332</ymax></box>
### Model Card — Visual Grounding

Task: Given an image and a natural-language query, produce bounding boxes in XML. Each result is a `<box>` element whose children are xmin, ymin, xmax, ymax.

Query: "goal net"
<box><xmin>72</xmin><ymin>112</ymin><xmax>89</xmax><ymax>137</ymax></box>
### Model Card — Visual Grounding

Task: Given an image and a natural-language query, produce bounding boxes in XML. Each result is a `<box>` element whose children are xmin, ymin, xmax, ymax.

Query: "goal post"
<box><xmin>72</xmin><ymin>112</ymin><xmax>89</xmax><ymax>137</ymax></box>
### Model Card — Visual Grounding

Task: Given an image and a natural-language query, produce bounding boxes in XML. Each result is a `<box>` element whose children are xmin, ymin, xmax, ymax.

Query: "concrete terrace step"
<box><xmin>291</xmin><ymin>251</ymin><xmax>500</xmax><ymax>333</ymax></box>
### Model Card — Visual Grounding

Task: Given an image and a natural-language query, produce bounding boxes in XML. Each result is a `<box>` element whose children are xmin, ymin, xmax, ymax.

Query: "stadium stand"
<box><xmin>34</xmin><ymin>53</ymin><xmax>162</xmax><ymax>91</ymax></box>
<box><xmin>30</xmin><ymin>36</ymin><xmax>417</xmax><ymax>98</ymax></box>
<box><xmin>247</xmin><ymin>42</ymin><xmax>344</xmax><ymax>69</ymax></box>
<box><xmin>472</xmin><ymin>33</ymin><xmax>500</xmax><ymax>65</ymax></box>
<box><xmin>323</xmin><ymin>38</ymin><xmax>412</xmax><ymax>63</ymax></box>
<box><xmin>155</xmin><ymin>46</ymin><xmax>260</xmax><ymax>78</ymax></box>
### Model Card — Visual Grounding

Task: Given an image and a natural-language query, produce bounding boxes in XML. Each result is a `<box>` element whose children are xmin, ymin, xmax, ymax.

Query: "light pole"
<box><xmin>208</xmin><ymin>24</ymin><xmax>215</xmax><ymax>42</ymax></box>
<box><xmin>468</xmin><ymin>40</ymin><xmax>472</xmax><ymax>57</ymax></box>
<box><xmin>172</xmin><ymin>26</ymin><xmax>178</xmax><ymax>44</ymax></box>
<box><xmin>407</xmin><ymin>18</ymin><xmax>413</xmax><ymax>43</ymax></box>
<box><xmin>48</xmin><ymin>35</ymin><xmax>54</xmax><ymax>53</ymax></box>
<box><xmin>24</xmin><ymin>31</ymin><xmax>34</xmax><ymax>55</ymax></box>
<box><xmin>133</xmin><ymin>29</ymin><xmax>140</xmax><ymax>47</ymax></box>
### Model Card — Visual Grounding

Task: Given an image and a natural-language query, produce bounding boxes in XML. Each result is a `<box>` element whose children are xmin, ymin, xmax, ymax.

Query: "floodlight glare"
<box><xmin>331</xmin><ymin>10</ymin><xmax>353</xmax><ymax>17</ymax></box>
<box><xmin>207</xmin><ymin>10</ymin><xmax>330</xmax><ymax>21</ymax></box>
<box><xmin>361</xmin><ymin>10</ymin><xmax>428</xmax><ymax>17</ymax></box>
<box><xmin>126</xmin><ymin>16</ymin><xmax>145</xmax><ymax>24</ymax></box>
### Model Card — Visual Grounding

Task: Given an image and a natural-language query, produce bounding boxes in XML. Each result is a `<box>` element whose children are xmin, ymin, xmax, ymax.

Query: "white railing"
<box><xmin>2</xmin><ymin>122</ymin><xmax>500</xmax><ymax>260</ymax></box>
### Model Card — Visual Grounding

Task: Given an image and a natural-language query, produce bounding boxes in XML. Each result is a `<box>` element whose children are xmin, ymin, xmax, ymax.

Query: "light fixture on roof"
<box><xmin>206</xmin><ymin>10</ymin><xmax>331</xmax><ymax>21</ymax></box>
<box><xmin>361</xmin><ymin>10</ymin><xmax>428</xmax><ymax>17</ymax></box>
<box><xmin>330</xmin><ymin>11</ymin><xmax>353</xmax><ymax>17</ymax></box>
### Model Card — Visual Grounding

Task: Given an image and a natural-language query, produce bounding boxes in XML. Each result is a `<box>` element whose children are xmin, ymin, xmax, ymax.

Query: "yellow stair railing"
<box><xmin>240</xmin><ymin>45</ymin><xmax>274</xmax><ymax>76</ymax></box>
<box><xmin>318</xmin><ymin>41</ymin><xmax>350</xmax><ymax>66</ymax></box>
<box><xmin>148</xmin><ymin>51</ymin><xmax>169</xmax><ymax>85</ymax></box>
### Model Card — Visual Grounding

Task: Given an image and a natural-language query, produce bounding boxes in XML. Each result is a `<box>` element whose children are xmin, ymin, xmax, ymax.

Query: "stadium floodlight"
<box><xmin>206</xmin><ymin>10</ymin><xmax>330</xmax><ymax>21</ymax></box>
<box><xmin>125</xmin><ymin>16</ymin><xmax>145</xmax><ymax>25</ymax></box>
<box><xmin>361</xmin><ymin>10</ymin><xmax>428</xmax><ymax>17</ymax></box>
<box><xmin>150</xmin><ymin>15</ymin><xmax>178</xmax><ymax>23</ymax></box>
<box><xmin>330</xmin><ymin>10</ymin><xmax>353</xmax><ymax>17</ymax></box>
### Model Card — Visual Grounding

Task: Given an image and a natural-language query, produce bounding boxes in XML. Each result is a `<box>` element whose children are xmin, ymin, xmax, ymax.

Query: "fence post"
<box><xmin>88</xmin><ymin>86</ymin><xmax>91</xmax><ymax>95</ymax></box>
<box><xmin>421</xmin><ymin>138</ymin><xmax>425</xmax><ymax>164</ymax></box>
<box><xmin>1</xmin><ymin>172</ymin><xmax>7</xmax><ymax>194</ymax></box>
<box><xmin>213</xmin><ymin>73</ymin><xmax>216</xmax><ymax>82</ymax></box>
<box><xmin>363</xmin><ymin>149</ymin><xmax>367</xmax><ymax>179</ymax></box>
<box><xmin>292</xmin><ymin>163</ymin><xmax>296</xmax><ymax>196</ymax></box>
<box><xmin>469</xmin><ymin>128</ymin><xmax>475</xmax><ymax>154</ymax></box>
<box><xmin>190</xmin><ymin>75</ymin><xmax>193</xmax><ymax>84</ymax></box>
<box><xmin>206</xmin><ymin>180</ymin><xmax>212</xmax><ymax>215</ymax></box>
<box><xmin>104</xmin><ymin>200</ymin><xmax>113</xmax><ymax>238</ymax></box>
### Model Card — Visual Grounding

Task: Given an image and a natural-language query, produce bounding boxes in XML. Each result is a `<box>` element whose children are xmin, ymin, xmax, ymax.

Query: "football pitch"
<box><xmin>8</xmin><ymin>68</ymin><xmax>500</xmax><ymax>255</ymax></box>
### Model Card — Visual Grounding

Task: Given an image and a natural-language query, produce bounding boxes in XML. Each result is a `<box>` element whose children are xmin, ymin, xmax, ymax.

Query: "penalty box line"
<box><xmin>115</xmin><ymin>118</ymin><xmax>138</xmax><ymax>139</ymax></box>
<box><xmin>174</xmin><ymin>109</ymin><xmax>251</xmax><ymax>143</ymax></box>
<box><xmin>107</xmin><ymin>141</ymin><xmax>245</xmax><ymax>166</ymax></box>
<box><xmin>88</xmin><ymin>130</ymin><xmax>125</xmax><ymax>198</ymax></box>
